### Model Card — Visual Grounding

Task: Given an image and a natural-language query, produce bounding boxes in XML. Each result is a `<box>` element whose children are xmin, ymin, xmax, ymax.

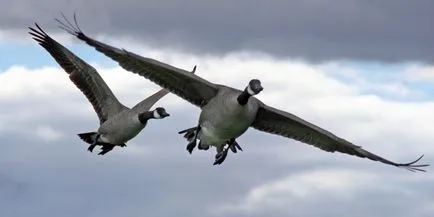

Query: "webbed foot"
<box><xmin>88</xmin><ymin>134</ymin><xmax>100</xmax><ymax>152</ymax></box>
<box><xmin>186</xmin><ymin>140</ymin><xmax>196</xmax><ymax>154</ymax></box>
<box><xmin>228</xmin><ymin>138</ymin><xmax>243</xmax><ymax>153</ymax></box>
<box><xmin>98</xmin><ymin>144</ymin><xmax>115</xmax><ymax>155</ymax></box>
<box><xmin>88</xmin><ymin>144</ymin><xmax>96</xmax><ymax>152</ymax></box>
<box><xmin>180</xmin><ymin>126</ymin><xmax>201</xmax><ymax>154</ymax></box>
<box><xmin>213</xmin><ymin>149</ymin><xmax>229</xmax><ymax>165</ymax></box>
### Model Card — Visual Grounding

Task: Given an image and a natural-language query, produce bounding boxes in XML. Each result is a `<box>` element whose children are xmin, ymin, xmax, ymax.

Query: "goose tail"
<box><xmin>178</xmin><ymin>127</ymin><xmax>197</xmax><ymax>142</ymax></box>
<box><xmin>77</xmin><ymin>132</ymin><xmax>98</xmax><ymax>145</ymax></box>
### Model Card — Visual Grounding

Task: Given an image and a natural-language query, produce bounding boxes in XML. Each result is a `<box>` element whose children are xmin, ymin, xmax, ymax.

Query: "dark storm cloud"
<box><xmin>2</xmin><ymin>0</ymin><xmax>434</xmax><ymax>63</ymax></box>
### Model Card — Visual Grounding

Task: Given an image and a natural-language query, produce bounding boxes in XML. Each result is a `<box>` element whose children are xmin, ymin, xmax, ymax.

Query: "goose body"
<box><xmin>56</xmin><ymin>14</ymin><xmax>429</xmax><ymax>171</ymax></box>
<box><xmin>97</xmin><ymin>109</ymin><xmax>145</xmax><ymax>144</ymax></box>
<box><xmin>28</xmin><ymin>23</ymin><xmax>171</xmax><ymax>155</ymax></box>
<box><xmin>198</xmin><ymin>87</ymin><xmax>259</xmax><ymax>150</ymax></box>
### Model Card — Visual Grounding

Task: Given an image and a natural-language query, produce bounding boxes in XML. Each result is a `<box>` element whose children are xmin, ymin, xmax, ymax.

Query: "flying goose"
<box><xmin>28</xmin><ymin>23</ymin><xmax>174</xmax><ymax>155</ymax></box>
<box><xmin>56</xmin><ymin>15</ymin><xmax>429</xmax><ymax>171</ymax></box>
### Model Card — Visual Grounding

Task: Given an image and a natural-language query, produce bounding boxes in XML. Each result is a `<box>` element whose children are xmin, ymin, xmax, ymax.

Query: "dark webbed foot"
<box><xmin>186</xmin><ymin>140</ymin><xmax>196</xmax><ymax>154</ymax></box>
<box><xmin>214</xmin><ymin>148</ymin><xmax>229</xmax><ymax>165</ymax></box>
<box><xmin>179</xmin><ymin>126</ymin><xmax>201</xmax><ymax>154</ymax></box>
<box><xmin>213</xmin><ymin>139</ymin><xmax>242</xmax><ymax>165</ymax></box>
<box><xmin>98</xmin><ymin>144</ymin><xmax>115</xmax><ymax>155</ymax></box>
<box><xmin>227</xmin><ymin>138</ymin><xmax>243</xmax><ymax>153</ymax></box>
<box><xmin>184</xmin><ymin>131</ymin><xmax>196</xmax><ymax>141</ymax></box>
<box><xmin>88</xmin><ymin>134</ymin><xmax>100</xmax><ymax>152</ymax></box>
<box><xmin>229</xmin><ymin>145</ymin><xmax>237</xmax><ymax>153</ymax></box>
<box><xmin>178</xmin><ymin>127</ymin><xmax>197</xmax><ymax>141</ymax></box>
<box><xmin>88</xmin><ymin>144</ymin><xmax>96</xmax><ymax>152</ymax></box>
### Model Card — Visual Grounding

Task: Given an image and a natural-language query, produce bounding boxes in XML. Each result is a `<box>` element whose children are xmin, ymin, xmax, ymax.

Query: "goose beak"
<box><xmin>255</xmin><ymin>84</ymin><xmax>263</xmax><ymax>93</ymax></box>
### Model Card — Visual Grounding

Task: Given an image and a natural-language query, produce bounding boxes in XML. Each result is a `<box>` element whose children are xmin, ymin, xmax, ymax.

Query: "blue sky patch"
<box><xmin>0</xmin><ymin>43</ymin><xmax>116</xmax><ymax>71</ymax></box>
<box><xmin>1</xmin><ymin>41</ymin><xmax>433</xmax><ymax>102</ymax></box>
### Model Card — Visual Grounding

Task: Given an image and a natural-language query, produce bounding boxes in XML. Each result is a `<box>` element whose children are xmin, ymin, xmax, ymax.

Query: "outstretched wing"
<box><xmin>29</xmin><ymin>23</ymin><xmax>127</xmax><ymax>124</ymax></box>
<box><xmin>131</xmin><ymin>65</ymin><xmax>197</xmax><ymax>112</ymax></box>
<box><xmin>251</xmin><ymin>101</ymin><xmax>429</xmax><ymax>172</ymax></box>
<box><xmin>56</xmin><ymin>14</ymin><xmax>218</xmax><ymax>108</ymax></box>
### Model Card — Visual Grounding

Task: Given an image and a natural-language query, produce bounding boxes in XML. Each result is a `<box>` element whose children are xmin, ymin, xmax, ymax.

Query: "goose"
<box><xmin>28</xmin><ymin>23</ymin><xmax>174</xmax><ymax>155</ymax></box>
<box><xmin>55</xmin><ymin>15</ymin><xmax>429</xmax><ymax>171</ymax></box>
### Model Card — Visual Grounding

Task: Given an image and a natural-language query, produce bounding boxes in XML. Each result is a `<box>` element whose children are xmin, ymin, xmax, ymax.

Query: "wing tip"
<box><xmin>55</xmin><ymin>11</ymin><xmax>84</xmax><ymax>37</ymax></box>
<box><xmin>28</xmin><ymin>23</ymin><xmax>51</xmax><ymax>46</ymax></box>
<box><xmin>397</xmin><ymin>154</ymin><xmax>429</xmax><ymax>172</ymax></box>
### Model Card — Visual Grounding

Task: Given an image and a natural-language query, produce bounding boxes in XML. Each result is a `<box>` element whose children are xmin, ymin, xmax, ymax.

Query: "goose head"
<box><xmin>138</xmin><ymin>107</ymin><xmax>170</xmax><ymax>124</ymax></box>
<box><xmin>237</xmin><ymin>79</ymin><xmax>264</xmax><ymax>105</ymax></box>
<box><xmin>153</xmin><ymin>107</ymin><xmax>170</xmax><ymax>119</ymax></box>
<box><xmin>246</xmin><ymin>79</ymin><xmax>263</xmax><ymax>95</ymax></box>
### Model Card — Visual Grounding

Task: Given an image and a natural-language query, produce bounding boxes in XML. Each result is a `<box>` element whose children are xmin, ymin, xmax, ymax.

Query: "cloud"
<box><xmin>404</xmin><ymin>64</ymin><xmax>434</xmax><ymax>82</ymax></box>
<box><xmin>0</xmin><ymin>42</ymin><xmax>434</xmax><ymax>217</ymax></box>
<box><xmin>216</xmin><ymin>168</ymin><xmax>434</xmax><ymax>217</ymax></box>
<box><xmin>2</xmin><ymin>0</ymin><xmax>434</xmax><ymax>63</ymax></box>
<box><xmin>222</xmin><ymin>169</ymin><xmax>379</xmax><ymax>212</ymax></box>
<box><xmin>34</xmin><ymin>125</ymin><xmax>64</xmax><ymax>141</ymax></box>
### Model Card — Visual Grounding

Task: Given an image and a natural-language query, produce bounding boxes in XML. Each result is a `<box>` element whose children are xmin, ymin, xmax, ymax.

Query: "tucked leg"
<box><xmin>98</xmin><ymin>144</ymin><xmax>115</xmax><ymax>155</ymax></box>
<box><xmin>179</xmin><ymin>126</ymin><xmax>201</xmax><ymax>154</ymax></box>
<box><xmin>198</xmin><ymin>141</ymin><xmax>209</xmax><ymax>150</ymax></box>
<box><xmin>178</xmin><ymin>127</ymin><xmax>197</xmax><ymax>141</ymax></box>
<box><xmin>227</xmin><ymin>138</ymin><xmax>243</xmax><ymax>153</ymax></box>
<box><xmin>88</xmin><ymin>134</ymin><xmax>100</xmax><ymax>152</ymax></box>
<box><xmin>214</xmin><ymin>144</ymin><xmax>229</xmax><ymax>165</ymax></box>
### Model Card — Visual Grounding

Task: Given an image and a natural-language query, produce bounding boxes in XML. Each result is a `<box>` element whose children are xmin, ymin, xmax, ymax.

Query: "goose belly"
<box><xmin>98</xmin><ymin>115</ymin><xmax>145</xmax><ymax>144</ymax></box>
<box><xmin>198</xmin><ymin>99</ymin><xmax>257</xmax><ymax>146</ymax></box>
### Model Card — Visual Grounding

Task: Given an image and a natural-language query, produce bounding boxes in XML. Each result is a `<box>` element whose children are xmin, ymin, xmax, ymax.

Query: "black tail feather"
<box><xmin>178</xmin><ymin>127</ymin><xmax>197</xmax><ymax>141</ymax></box>
<box><xmin>77</xmin><ymin>132</ymin><xmax>98</xmax><ymax>145</ymax></box>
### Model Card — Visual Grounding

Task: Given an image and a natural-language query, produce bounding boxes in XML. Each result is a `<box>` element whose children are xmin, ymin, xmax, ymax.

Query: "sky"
<box><xmin>1</xmin><ymin>1</ymin><xmax>434</xmax><ymax>217</ymax></box>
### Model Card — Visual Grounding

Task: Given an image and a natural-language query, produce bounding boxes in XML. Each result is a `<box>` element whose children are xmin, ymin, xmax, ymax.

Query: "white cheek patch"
<box><xmin>153</xmin><ymin>110</ymin><xmax>162</xmax><ymax>119</ymax></box>
<box><xmin>247</xmin><ymin>85</ymin><xmax>256</xmax><ymax>95</ymax></box>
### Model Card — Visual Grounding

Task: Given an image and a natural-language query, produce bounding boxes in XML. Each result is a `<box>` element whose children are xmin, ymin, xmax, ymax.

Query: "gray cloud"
<box><xmin>0</xmin><ymin>102</ymin><xmax>433</xmax><ymax>217</ymax></box>
<box><xmin>2</xmin><ymin>0</ymin><xmax>434</xmax><ymax>63</ymax></box>
<box><xmin>1</xmin><ymin>48</ymin><xmax>433</xmax><ymax>217</ymax></box>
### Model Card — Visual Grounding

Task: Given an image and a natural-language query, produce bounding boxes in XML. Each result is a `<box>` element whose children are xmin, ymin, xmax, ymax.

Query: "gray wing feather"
<box><xmin>251</xmin><ymin>102</ymin><xmax>429</xmax><ymax>172</ymax></box>
<box><xmin>56</xmin><ymin>15</ymin><xmax>218</xmax><ymax>108</ymax></box>
<box><xmin>29</xmin><ymin>23</ymin><xmax>126</xmax><ymax>124</ymax></box>
<box><xmin>131</xmin><ymin>65</ymin><xmax>197</xmax><ymax>112</ymax></box>
<box><xmin>131</xmin><ymin>89</ymin><xmax>170</xmax><ymax>112</ymax></box>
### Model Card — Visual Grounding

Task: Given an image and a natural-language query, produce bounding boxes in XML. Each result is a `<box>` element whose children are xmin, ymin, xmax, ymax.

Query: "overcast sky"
<box><xmin>2</xmin><ymin>0</ymin><xmax>434</xmax><ymax>63</ymax></box>
<box><xmin>2</xmin><ymin>1</ymin><xmax>434</xmax><ymax>217</ymax></box>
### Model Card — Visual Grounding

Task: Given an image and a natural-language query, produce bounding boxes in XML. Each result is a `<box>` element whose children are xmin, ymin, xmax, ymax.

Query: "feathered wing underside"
<box><xmin>55</xmin><ymin>14</ymin><xmax>218</xmax><ymax>108</ymax></box>
<box><xmin>131</xmin><ymin>65</ymin><xmax>198</xmax><ymax>112</ymax></box>
<box><xmin>28</xmin><ymin>23</ymin><xmax>127</xmax><ymax>123</ymax></box>
<box><xmin>251</xmin><ymin>102</ymin><xmax>429</xmax><ymax>172</ymax></box>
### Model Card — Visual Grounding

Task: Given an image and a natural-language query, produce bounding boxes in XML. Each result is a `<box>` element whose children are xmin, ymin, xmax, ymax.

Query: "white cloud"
<box><xmin>217</xmin><ymin>169</ymin><xmax>377</xmax><ymax>213</ymax></box>
<box><xmin>1</xmin><ymin>46</ymin><xmax>434</xmax><ymax>155</ymax></box>
<box><xmin>1</xmin><ymin>39</ymin><xmax>434</xmax><ymax>216</ymax></box>
<box><xmin>35</xmin><ymin>125</ymin><xmax>64</xmax><ymax>141</ymax></box>
<box><xmin>214</xmin><ymin>168</ymin><xmax>431</xmax><ymax>216</ymax></box>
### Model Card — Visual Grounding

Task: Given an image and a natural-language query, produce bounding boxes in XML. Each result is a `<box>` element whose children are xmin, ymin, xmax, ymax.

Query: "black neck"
<box><xmin>138</xmin><ymin>111</ymin><xmax>154</xmax><ymax>124</ymax></box>
<box><xmin>237</xmin><ymin>89</ymin><xmax>251</xmax><ymax>105</ymax></box>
